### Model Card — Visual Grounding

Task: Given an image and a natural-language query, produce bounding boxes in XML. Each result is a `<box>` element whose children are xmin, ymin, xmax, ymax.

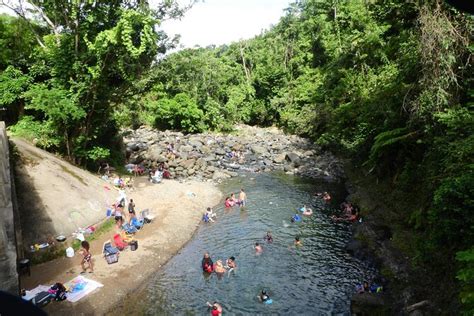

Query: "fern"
<box><xmin>367</xmin><ymin>127</ymin><xmax>418</xmax><ymax>164</ymax></box>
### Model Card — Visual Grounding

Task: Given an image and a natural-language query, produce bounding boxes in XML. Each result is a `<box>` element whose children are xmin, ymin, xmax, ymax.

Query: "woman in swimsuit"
<box><xmin>80</xmin><ymin>241</ymin><xmax>93</xmax><ymax>273</ymax></box>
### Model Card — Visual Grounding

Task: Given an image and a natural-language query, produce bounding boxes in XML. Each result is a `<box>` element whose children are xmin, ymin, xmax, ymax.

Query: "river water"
<box><xmin>142</xmin><ymin>172</ymin><xmax>375</xmax><ymax>315</ymax></box>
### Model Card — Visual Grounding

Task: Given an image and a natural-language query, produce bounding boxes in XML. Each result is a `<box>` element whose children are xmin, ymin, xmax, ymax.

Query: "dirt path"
<box><xmin>20</xmin><ymin>177</ymin><xmax>222</xmax><ymax>315</ymax></box>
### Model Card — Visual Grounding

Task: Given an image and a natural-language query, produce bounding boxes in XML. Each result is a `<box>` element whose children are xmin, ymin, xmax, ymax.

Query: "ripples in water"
<box><xmin>143</xmin><ymin>172</ymin><xmax>376</xmax><ymax>315</ymax></box>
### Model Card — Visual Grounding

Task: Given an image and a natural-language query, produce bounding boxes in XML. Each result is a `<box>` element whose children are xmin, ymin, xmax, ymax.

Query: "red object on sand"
<box><xmin>103</xmin><ymin>185</ymin><xmax>111</xmax><ymax>190</ymax></box>
<box><xmin>113</xmin><ymin>234</ymin><xmax>127</xmax><ymax>250</ymax></box>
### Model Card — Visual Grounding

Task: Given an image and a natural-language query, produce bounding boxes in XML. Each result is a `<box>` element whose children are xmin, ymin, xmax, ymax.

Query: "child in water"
<box><xmin>258</xmin><ymin>290</ymin><xmax>272</xmax><ymax>304</ymax></box>
<box><xmin>264</xmin><ymin>231</ymin><xmax>273</xmax><ymax>243</ymax></box>
<box><xmin>254</xmin><ymin>242</ymin><xmax>263</xmax><ymax>253</ymax></box>
<box><xmin>294</xmin><ymin>236</ymin><xmax>302</xmax><ymax>247</ymax></box>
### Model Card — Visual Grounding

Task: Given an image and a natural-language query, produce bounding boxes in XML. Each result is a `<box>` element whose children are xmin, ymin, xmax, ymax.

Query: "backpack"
<box><xmin>49</xmin><ymin>282</ymin><xmax>67</xmax><ymax>301</ymax></box>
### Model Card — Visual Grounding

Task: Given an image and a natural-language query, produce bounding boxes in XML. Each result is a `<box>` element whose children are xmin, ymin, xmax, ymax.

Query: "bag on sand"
<box><xmin>32</xmin><ymin>291</ymin><xmax>52</xmax><ymax>307</ymax></box>
<box><xmin>130</xmin><ymin>240</ymin><xmax>138</xmax><ymax>251</ymax></box>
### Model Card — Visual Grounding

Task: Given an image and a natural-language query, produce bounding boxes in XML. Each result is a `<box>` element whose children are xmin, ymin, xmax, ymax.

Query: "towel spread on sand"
<box><xmin>64</xmin><ymin>275</ymin><xmax>103</xmax><ymax>303</ymax></box>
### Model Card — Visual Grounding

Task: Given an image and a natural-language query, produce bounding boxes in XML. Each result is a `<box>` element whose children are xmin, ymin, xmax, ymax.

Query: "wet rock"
<box><xmin>351</xmin><ymin>293</ymin><xmax>388</xmax><ymax>315</ymax></box>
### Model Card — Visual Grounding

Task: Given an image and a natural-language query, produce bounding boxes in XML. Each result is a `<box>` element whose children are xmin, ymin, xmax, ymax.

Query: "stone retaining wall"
<box><xmin>0</xmin><ymin>121</ymin><xmax>18</xmax><ymax>294</ymax></box>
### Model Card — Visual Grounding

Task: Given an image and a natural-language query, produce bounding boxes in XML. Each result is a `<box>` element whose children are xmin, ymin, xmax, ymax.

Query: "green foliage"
<box><xmin>456</xmin><ymin>248</ymin><xmax>474</xmax><ymax>315</ymax></box>
<box><xmin>86</xmin><ymin>146</ymin><xmax>111</xmax><ymax>162</ymax></box>
<box><xmin>151</xmin><ymin>93</ymin><xmax>205</xmax><ymax>133</ymax></box>
<box><xmin>8</xmin><ymin>115</ymin><xmax>60</xmax><ymax>149</ymax></box>
<box><xmin>0</xmin><ymin>66</ymin><xmax>31</xmax><ymax>106</ymax></box>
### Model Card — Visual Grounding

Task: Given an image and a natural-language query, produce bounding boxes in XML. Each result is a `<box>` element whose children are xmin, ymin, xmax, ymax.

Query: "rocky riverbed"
<box><xmin>123</xmin><ymin>125</ymin><xmax>344</xmax><ymax>181</ymax></box>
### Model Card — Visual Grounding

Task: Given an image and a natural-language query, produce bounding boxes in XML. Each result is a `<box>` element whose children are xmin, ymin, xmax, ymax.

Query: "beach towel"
<box><xmin>64</xmin><ymin>276</ymin><xmax>103</xmax><ymax>303</ymax></box>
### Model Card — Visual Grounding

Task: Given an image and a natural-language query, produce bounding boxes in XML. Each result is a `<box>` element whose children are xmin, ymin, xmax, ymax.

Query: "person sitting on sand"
<box><xmin>264</xmin><ymin>231</ymin><xmax>273</xmax><ymax>243</ymax></box>
<box><xmin>202</xmin><ymin>252</ymin><xmax>214</xmax><ymax>273</ymax></box>
<box><xmin>203</xmin><ymin>208</ymin><xmax>216</xmax><ymax>223</ymax></box>
<box><xmin>206</xmin><ymin>302</ymin><xmax>222</xmax><ymax>316</ymax></box>
<box><xmin>79</xmin><ymin>241</ymin><xmax>93</xmax><ymax>274</ymax></box>
<box><xmin>255</xmin><ymin>242</ymin><xmax>263</xmax><ymax>253</ymax></box>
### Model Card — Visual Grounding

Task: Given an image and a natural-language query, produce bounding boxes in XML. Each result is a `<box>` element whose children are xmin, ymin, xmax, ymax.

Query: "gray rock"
<box><xmin>188</xmin><ymin>168</ymin><xmax>195</xmax><ymax>175</ymax></box>
<box><xmin>251</xmin><ymin>145</ymin><xmax>267</xmax><ymax>155</ymax></box>
<box><xmin>212</xmin><ymin>171</ymin><xmax>230</xmax><ymax>180</ymax></box>
<box><xmin>215</xmin><ymin>148</ymin><xmax>226</xmax><ymax>155</ymax></box>
<box><xmin>179</xmin><ymin>145</ymin><xmax>193</xmax><ymax>152</ymax></box>
<box><xmin>179</xmin><ymin>159</ymin><xmax>196</xmax><ymax>169</ymax></box>
<box><xmin>286</xmin><ymin>152</ymin><xmax>301</xmax><ymax>166</ymax></box>
<box><xmin>273</xmin><ymin>153</ymin><xmax>286</xmax><ymax>164</ymax></box>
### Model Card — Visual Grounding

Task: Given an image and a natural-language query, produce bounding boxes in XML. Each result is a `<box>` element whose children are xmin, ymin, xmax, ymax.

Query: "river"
<box><xmin>140</xmin><ymin>172</ymin><xmax>375</xmax><ymax>315</ymax></box>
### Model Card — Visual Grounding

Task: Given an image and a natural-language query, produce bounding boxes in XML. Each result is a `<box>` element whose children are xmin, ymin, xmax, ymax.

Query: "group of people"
<box><xmin>204</xmin><ymin>189</ymin><xmax>247</xmax><ymax>222</ymax></box>
<box><xmin>224</xmin><ymin>189</ymin><xmax>246</xmax><ymax>208</ymax></box>
<box><xmin>148</xmin><ymin>162</ymin><xmax>172</xmax><ymax>183</ymax></box>
<box><xmin>201</xmin><ymin>252</ymin><xmax>237</xmax><ymax>276</ymax></box>
<box><xmin>331</xmin><ymin>201</ymin><xmax>361</xmax><ymax>223</ymax></box>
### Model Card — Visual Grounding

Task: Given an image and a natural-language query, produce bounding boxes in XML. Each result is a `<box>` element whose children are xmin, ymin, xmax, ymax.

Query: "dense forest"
<box><xmin>0</xmin><ymin>0</ymin><xmax>472</xmax><ymax>313</ymax></box>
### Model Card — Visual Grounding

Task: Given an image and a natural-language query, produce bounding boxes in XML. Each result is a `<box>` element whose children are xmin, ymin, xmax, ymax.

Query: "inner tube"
<box><xmin>264</xmin><ymin>299</ymin><xmax>273</xmax><ymax>304</ymax></box>
<box><xmin>292</xmin><ymin>215</ymin><xmax>302</xmax><ymax>222</ymax></box>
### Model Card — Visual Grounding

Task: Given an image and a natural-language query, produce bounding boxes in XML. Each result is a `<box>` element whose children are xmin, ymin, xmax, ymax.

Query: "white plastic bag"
<box><xmin>66</xmin><ymin>247</ymin><xmax>74</xmax><ymax>258</ymax></box>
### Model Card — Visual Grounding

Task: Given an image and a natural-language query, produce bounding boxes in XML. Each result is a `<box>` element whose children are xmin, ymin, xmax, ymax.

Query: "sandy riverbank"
<box><xmin>20</xmin><ymin>177</ymin><xmax>222</xmax><ymax>315</ymax></box>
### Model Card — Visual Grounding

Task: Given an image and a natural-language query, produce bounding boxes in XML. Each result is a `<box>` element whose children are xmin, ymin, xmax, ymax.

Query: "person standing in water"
<box><xmin>238</xmin><ymin>188</ymin><xmax>247</xmax><ymax>207</ymax></box>
<box><xmin>202</xmin><ymin>252</ymin><xmax>214</xmax><ymax>273</ymax></box>
<box><xmin>255</xmin><ymin>242</ymin><xmax>263</xmax><ymax>254</ymax></box>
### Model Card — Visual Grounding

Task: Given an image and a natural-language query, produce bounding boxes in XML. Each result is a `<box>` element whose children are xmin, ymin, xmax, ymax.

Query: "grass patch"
<box><xmin>59</xmin><ymin>164</ymin><xmax>87</xmax><ymax>186</ymax></box>
<box><xmin>71</xmin><ymin>218</ymin><xmax>115</xmax><ymax>251</ymax></box>
<box><xmin>29</xmin><ymin>218</ymin><xmax>116</xmax><ymax>265</ymax></box>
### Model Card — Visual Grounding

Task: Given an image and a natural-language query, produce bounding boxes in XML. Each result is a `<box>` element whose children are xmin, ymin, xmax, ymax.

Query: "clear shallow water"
<box><xmin>143</xmin><ymin>172</ymin><xmax>376</xmax><ymax>315</ymax></box>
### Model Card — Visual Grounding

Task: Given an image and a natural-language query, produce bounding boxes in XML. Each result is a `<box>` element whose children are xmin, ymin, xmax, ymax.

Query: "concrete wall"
<box><xmin>0</xmin><ymin>121</ymin><xmax>18</xmax><ymax>294</ymax></box>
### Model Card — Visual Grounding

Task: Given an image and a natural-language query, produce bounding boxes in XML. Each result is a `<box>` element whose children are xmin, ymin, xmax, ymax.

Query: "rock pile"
<box><xmin>123</xmin><ymin>125</ymin><xmax>344</xmax><ymax>182</ymax></box>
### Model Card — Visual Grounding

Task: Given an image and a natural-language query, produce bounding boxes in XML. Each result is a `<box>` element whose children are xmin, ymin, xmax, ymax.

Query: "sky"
<box><xmin>160</xmin><ymin>0</ymin><xmax>292</xmax><ymax>48</ymax></box>
<box><xmin>0</xmin><ymin>0</ymin><xmax>293</xmax><ymax>48</ymax></box>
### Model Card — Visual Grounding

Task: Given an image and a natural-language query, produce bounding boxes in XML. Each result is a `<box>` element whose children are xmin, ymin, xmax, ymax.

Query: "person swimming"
<box><xmin>291</xmin><ymin>214</ymin><xmax>302</xmax><ymax>222</ymax></box>
<box><xmin>258</xmin><ymin>290</ymin><xmax>273</xmax><ymax>304</ymax></box>
<box><xmin>255</xmin><ymin>242</ymin><xmax>263</xmax><ymax>253</ymax></box>
<box><xmin>206</xmin><ymin>302</ymin><xmax>223</xmax><ymax>316</ymax></box>
<box><xmin>226</xmin><ymin>256</ymin><xmax>236</xmax><ymax>269</ymax></box>
<box><xmin>294</xmin><ymin>236</ymin><xmax>302</xmax><ymax>247</ymax></box>
<box><xmin>264</xmin><ymin>231</ymin><xmax>273</xmax><ymax>243</ymax></box>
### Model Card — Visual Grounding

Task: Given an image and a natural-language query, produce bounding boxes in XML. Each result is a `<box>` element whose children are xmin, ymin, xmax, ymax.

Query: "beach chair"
<box><xmin>131</xmin><ymin>217</ymin><xmax>144</xmax><ymax>230</ymax></box>
<box><xmin>102</xmin><ymin>241</ymin><xmax>119</xmax><ymax>264</ymax></box>
<box><xmin>113</xmin><ymin>233</ymin><xmax>128</xmax><ymax>251</ymax></box>
<box><xmin>122</xmin><ymin>223</ymin><xmax>138</xmax><ymax>234</ymax></box>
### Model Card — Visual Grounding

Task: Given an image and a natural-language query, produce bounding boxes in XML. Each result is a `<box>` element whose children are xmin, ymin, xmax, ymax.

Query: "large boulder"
<box><xmin>250</xmin><ymin>145</ymin><xmax>267</xmax><ymax>155</ymax></box>
<box><xmin>215</xmin><ymin>148</ymin><xmax>226</xmax><ymax>155</ymax></box>
<box><xmin>179</xmin><ymin>145</ymin><xmax>193</xmax><ymax>153</ymax></box>
<box><xmin>273</xmin><ymin>153</ymin><xmax>286</xmax><ymax>164</ymax></box>
<box><xmin>285</xmin><ymin>152</ymin><xmax>301</xmax><ymax>166</ymax></box>
<box><xmin>351</xmin><ymin>293</ymin><xmax>388</xmax><ymax>315</ymax></box>
<box><xmin>179</xmin><ymin>159</ymin><xmax>196</xmax><ymax>169</ymax></box>
<box><xmin>212</xmin><ymin>171</ymin><xmax>230</xmax><ymax>180</ymax></box>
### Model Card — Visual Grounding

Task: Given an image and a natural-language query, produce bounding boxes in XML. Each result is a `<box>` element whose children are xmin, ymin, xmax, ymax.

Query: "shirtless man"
<box><xmin>238</xmin><ymin>188</ymin><xmax>247</xmax><ymax>207</ymax></box>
